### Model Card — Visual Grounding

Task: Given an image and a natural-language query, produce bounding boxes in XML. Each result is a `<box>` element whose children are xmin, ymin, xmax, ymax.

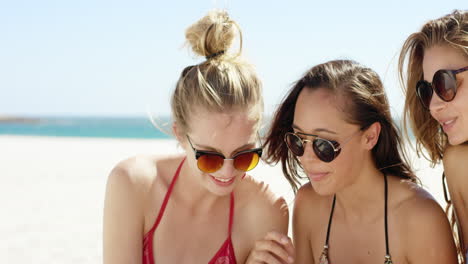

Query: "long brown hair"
<box><xmin>264</xmin><ymin>60</ymin><xmax>417</xmax><ymax>193</ymax></box>
<box><xmin>398</xmin><ymin>10</ymin><xmax>468</xmax><ymax>165</ymax></box>
<box><xmin>398</xmin><ymin>10</ymin><xmax>468</xmax><ymax>264</ymax></box>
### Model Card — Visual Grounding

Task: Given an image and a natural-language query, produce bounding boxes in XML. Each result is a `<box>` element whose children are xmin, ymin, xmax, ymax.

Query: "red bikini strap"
<box><xmin>228</xmin><ymin>192</ymin><xmax>234</xmax><ymax>235</ymax></box>
<box><xmin>153</xmin><ymin>157</ymin><xmax>185</xmax><ymax>231</ymax></box>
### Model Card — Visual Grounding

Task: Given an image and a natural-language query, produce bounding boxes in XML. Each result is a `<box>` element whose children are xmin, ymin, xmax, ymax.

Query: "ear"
<box><xmin>362</xmin><ymin>122</ymin><xmax>381</xmax><ymax>150</ymax></box>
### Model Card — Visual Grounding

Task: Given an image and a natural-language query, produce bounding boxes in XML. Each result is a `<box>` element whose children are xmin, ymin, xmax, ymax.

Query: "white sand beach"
<box><xmin>0</xmin><ymin>135</ymin><xmax>446</xmax><ymax>263</ymax></box>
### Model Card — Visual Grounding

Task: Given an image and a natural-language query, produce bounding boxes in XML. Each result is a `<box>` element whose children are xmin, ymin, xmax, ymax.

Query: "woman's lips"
<box><xmin>210</xmin><ymin>175</ymin><xmax>236</xmax><ymax>187</ymax></box>
<box><xmin>308</xmin><ymin>172</ymin><xmax>329</xmax><ymax>182</ymax></box>
<box><xmin>440</xmin><ymin>117</ymin><xmax>457</xmax><ymax>133</ymax></box>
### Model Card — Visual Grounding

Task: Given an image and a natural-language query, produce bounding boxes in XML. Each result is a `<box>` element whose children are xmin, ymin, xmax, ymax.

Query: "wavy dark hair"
<box><xmin>264</xmin><ymin>60</ymin><xmax>418</xmax><ymax>193</ymax></box>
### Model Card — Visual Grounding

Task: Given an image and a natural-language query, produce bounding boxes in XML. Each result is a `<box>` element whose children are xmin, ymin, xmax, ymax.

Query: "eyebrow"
<box><xmin>292</xmin><ymin>124</ymin><xmax>337</xmax><ymax>135</ymax></box>
<box><xmin>194</xmin><ymin>142</ymin><xmax>256</xmax><ymax>157</ymax></box>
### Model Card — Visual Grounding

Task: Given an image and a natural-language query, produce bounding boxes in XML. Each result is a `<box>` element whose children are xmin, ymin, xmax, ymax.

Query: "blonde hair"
<box><xmin>171</xmin><ymin>10</ymin><xmax>263</xmax><ymax>135</ymax></box>
<box><xmin>398</xmin><ymin>10</ymin><xmax>468</xmax><ymax>165</ymax></box>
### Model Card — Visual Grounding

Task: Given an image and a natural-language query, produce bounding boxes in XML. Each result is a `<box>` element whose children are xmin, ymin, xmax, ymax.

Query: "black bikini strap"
<box><xmin>384</xmin><ymin>174</ymin><xmax>391</xmax><ymax>259</ymax></box>
<box><xmin>324</xmin><ymin>175</ymin><xmax>392</xmax><ymax>262</ymax></box>
<box><xmin>325</xmin><ymin>195</ymin><xmax>336</xmax><ymax>246</ymax></box>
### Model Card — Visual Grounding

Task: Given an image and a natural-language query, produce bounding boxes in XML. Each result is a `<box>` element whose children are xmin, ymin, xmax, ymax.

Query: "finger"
<box><xmin>265</xmin><ymin>232</ymin><xmax>295</xmax><ymax>259</ymax></box>
<box><xmin>254</xmin><ymin>240</ymin><xmax>292</xmax><ymax>263</ymax></box>
<box><xmin>264</xmin><ymin>231</ymin><xmax>295</xmax><ymax>259</ymax></box>
<box><xmin>249</xmin><ymin>250</ymin><xmax>284</xmax><ymax>264</ymax></box>
<box><xmin>282</xmin><ymin>237</ymin><xmax>295</xmax><ymax>258</ymax></box>
<box><xmin>264</xmin><ymin>231</ymin><xmax>290</xmax><ymax>246</ymax></box>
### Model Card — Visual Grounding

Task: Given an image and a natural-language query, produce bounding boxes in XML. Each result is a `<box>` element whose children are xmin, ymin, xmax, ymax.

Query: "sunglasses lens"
<box><xmin>233</xmin><ymin>151</ymin><xmax>260</xmax><ymax>172</ymax></box>
<box><xmin>285</xmin><ymin>133</ymin><xmax>304</xmax><ymax>156</ymax></box>
<box><xmin>433</xmin><ymin>70</ymin><xmax>456</xmax><ymax>101</ymax></box>
<box><xmin>197</xmin><ymin>154</ymin><xmax>224</xmax><ymax>173</ymax></box>
<box><xmin>313</xmin><ymin>139</ymin><xmax>337</xmax><ymax>163</ymax></box>
<box><xmin>416</xmin><ymin>81</ymin><xmax>433</xmax><ymax>109</ymax></box>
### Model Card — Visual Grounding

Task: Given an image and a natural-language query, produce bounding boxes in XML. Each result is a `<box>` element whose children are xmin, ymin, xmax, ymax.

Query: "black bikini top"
<box><xmin>318</xmin><ymin>174</ymin><xmax>393</xmax><ymax>264</ymax></box>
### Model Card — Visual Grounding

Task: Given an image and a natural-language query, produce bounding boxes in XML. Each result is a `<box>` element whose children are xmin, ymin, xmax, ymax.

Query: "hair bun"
<box><xmin>185</xmin><ymin>10</ymin><xmax>240</xmax><ymax>59</ymax></box>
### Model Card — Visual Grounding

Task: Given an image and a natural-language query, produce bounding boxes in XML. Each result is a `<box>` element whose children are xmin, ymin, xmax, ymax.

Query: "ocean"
<box><xmin>0</xmin><ymin>116</ymin><xmax>412</xmax><ymax>141</ymax></box>
<box><xmin>0</xmin><ymin>116</ymin><xmax>172</xmax><ymax>139</ymax></box>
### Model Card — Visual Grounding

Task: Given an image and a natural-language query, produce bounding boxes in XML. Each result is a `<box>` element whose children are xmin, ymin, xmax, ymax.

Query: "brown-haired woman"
<box><xmin>103</xmin><ymin>10</ymin><xmax>294</xmax><ymax>264</ymax></box>
<box><xmin>265</xmin><ymin>59</ymin><xmax>457</xmax><ymax>263</ymax></box>
<box><xmin>399</xmin><ymin>9</ymin><xmax>468</xmax><ymax>263</ymax></box>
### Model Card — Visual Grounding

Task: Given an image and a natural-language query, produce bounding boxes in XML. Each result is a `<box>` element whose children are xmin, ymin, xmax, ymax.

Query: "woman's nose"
<box><xmin>429</xmin><ymin>92</ymin><xmax>447</xmax><ymax>113</ymax></box>
<box><xmin>301</xmin><ymin>140</ymin><xmax>319</xmax><ymax>162</ymax></box>
<box><xmin>216</xmin><ymin>159</ymin><xmax>236</xmax><ymax>177</ymax></box>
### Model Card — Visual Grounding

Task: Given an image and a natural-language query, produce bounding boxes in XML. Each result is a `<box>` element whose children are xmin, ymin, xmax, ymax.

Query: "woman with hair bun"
<box><xmin>399</xmin><ymin>9</ymin><xmax>468</xmax><ymax>263</ymax></box>
<box><xmin>103</xmin><ymin>10</ymin><xmax>294</xmax><ymax>264</ymax></box>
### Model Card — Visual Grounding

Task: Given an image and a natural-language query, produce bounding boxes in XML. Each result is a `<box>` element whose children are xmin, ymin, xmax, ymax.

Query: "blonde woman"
<box><xmin>103</xmin><ymin>10</ymin><xmax>294</xmax><ymax>264</ymax></box>
<box><xmin>399</xmin><ymin>9</ymin><xmax>468</xmax><ymax>263</ymax></box>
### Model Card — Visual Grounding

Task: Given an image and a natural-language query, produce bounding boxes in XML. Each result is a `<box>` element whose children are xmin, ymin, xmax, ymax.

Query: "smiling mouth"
<box><xmin>439</xmin><ymin>117</ymin><xmax>457</xmax><ymax>131</ymax></box>
<box><xmin>210</xmin><ymin>175</ymin><xmax>236</xmax><ymax>185</ymax></box>
<box><xmin>442</xmin><ymin>119</ymin><xmax>455</xmax><ymax>125</ymax></box>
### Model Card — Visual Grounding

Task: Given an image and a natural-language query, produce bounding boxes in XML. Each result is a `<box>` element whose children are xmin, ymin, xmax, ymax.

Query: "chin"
<box><xmin>207</xmin><ymin>181</ymin><xmax>237</xmax><ymax>197</ymax></box>
<box><xmin>447</xmin><ymin>133</ymin><xmax>468</xmax><ymax>146</ymax></box>
<box><xmin>310</xmin><ymin>182</ymin><xmax>336</xmax><ymax>196</ymax></box>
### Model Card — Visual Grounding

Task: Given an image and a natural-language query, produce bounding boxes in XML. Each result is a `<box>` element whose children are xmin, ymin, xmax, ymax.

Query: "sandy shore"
<box><xmin>0</xmin><ymin>135</ymin><xmax>446</xmax><ymax>263</ymax></box>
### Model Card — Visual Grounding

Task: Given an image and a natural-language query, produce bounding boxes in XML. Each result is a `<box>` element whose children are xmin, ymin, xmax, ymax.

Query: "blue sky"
<box><xmin>0</xmin><ymin>0</ymin><xmax>465</xmax><ymax>117</ymax></box>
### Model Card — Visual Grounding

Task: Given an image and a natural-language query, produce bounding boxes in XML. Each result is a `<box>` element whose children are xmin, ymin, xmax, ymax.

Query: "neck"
<box><xmin>335</xmin><ymin>161</ymin><xmax>386</xmax><ymax>223</ymax></box>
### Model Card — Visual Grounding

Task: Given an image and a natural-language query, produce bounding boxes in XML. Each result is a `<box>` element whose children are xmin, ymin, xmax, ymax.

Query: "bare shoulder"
<box><xmin>107</xmin><ymin>155</ymin><xmax>158</xmax><ymax>198</ymax></box>
<box><xmin>292</xmin><ymin>184</ymin><xmax>315</xmax><ymax>240</ymax></box>
<box><xmin>294</xmin><ymin>182</ymin><xmax>324</xmax><ymax>209</ymax></box>
<box><xmin>293</xmin><ymin>183</ymin><xmax>332</xmax><ymax>263</ymax></box>
<box><xmin>392</xmin><ymin>178</ymin><xmax>445</xmax><ymax>221</ymax></box>
<box><xmin>103</xmin><ymin>155</ymin><xmax>181</xmax><ymax>263</ymax></box>
<box><xmin>391</xmin><ymin>177</ymin><xmax>458</xmax><ymax>262</ymax></box>
<box><xmin>237</xmin><ymin>176</ymin><xmax>289</xmax><ymax>235</ymax></box>
<box><xmin>294</xmin><ymin>183</ymin><xmax>331</xmax><ymax>231</ymax></box>
<box><xmin>240</xmin><ymin>176</ymin><xmax>289</xmax><ymax>219</ymax></box>
<box><xmin>443</xmin><ymin>143</ymin><xmax>468</xmax><ymax>164</ymax></box>
<box><xmin>391</xmin><ymin>177</ymin><xmax>452</xmax><ymax>243</ymax></box>
<box><xmin>105</xmin><ymin>154</ymin><xmax>182</xmax><ymax>204</ymax></box>
<box><xmin>109</xmin><ymin>155</ymin><xmax>158</xmax><ymax>183</ymax></box>
<box><xmin>443</xmin><ymin>144</ymin><xmax>468</xmax><ymax>184</ymax></box>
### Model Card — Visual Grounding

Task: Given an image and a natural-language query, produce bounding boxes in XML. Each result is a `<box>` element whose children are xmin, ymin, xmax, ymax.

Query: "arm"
<box><xmin>103</xmin><ymin>160</ymin><xmax>149</xmax><ymax>264</ymax></box>
<box><xmin>405</xmin><ymin>195</ymin><xmax>458</xmax><ymax>263</ymax></box>
<box><xmin>292</xmin><ymin>184</ymin><xmax>314</xmax><ymax>264</ymax></box>
<box><xmin>443</xmin><ymin>144</ymin><xmax>468</xmax><ymax>256</ymax></box>
<box><xmin>245</xmin><ymin>186</ymin><xmax>295</xmax><ymax>264</ymax></box>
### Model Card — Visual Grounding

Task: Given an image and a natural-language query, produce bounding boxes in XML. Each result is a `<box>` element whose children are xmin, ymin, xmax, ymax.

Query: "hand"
<box><xmin>246</xmin><ymin>231</ymin><xmax>295</xmax><ymax>264</ymax></box>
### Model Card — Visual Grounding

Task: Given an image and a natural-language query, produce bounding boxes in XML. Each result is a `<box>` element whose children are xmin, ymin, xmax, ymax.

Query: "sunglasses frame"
<box><xmin>186</xmin><ymin>135</ymin><xmax>263</xmax><ymax>173</ymax></box>
<box><xmin>284</xmin><ymin>130</ymin><xmax>360</xmax><ymax>163</ymax></box>
<box><xmin>284</xmin><ymin>132</ymin><xmax>340</xmax><ymax>162</ymax></box>
<box><xmin>416</xmin><ymin>66</ymin><xmax>468</xmax><ymax>109</ymax></box>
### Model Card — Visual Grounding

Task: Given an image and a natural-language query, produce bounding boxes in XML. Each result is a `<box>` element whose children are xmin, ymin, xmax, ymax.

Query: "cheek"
<box><xmin>332</xmin><ymin>147</ymin><xmax>362</xmax><ymax>175</ymax></box>
<box><xmin>454</xmin><ymin>81</ymin><xmax>468</xmax><ymax>109</ymax></box>
<box><xmin>329</xmin><ymin>160</ymin><xmax>360</xmax><ymax>191</ymax></box>
<box><xmin>452</xmin><ymin>83</ymin><xmax>468</xmax><ymax>142</ymax></box>
<box><xmin>460</xmin><ymin>107</ymin><xmax>468</xmax><ymax>141</ymax></box>
<box><xmin>330</xmin><ymin>158</ymin><xmax>350</xmax><ymax>178</ymax></box>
